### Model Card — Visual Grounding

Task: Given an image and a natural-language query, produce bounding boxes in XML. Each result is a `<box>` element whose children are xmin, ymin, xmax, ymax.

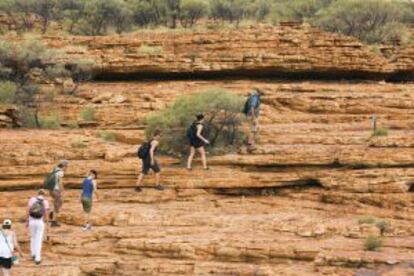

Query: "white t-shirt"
<box><xmin>54</xmin><ymin>168</ymin><xmax>64</xmax><ymax>191</ymax></box>
<box><xmin>0</xmin><ymin>230</ymin><xmax>15</xmax><ymax>258</ymax></box>
<box><xmin>28</xmin><ymin>196</ymin><xmax>50</xmax><ymax>221</ymax></box>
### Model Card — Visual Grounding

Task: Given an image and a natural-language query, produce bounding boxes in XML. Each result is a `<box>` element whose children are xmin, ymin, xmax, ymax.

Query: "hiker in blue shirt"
<box><xmin>81</xmin><ymin>170</ymin><xmax>99</xmax><ymax>231</ymax></box>
<box><xmin>243</xmin><ymin>88</ymin><xmax>263</xmax><ymax>147</ymax></box>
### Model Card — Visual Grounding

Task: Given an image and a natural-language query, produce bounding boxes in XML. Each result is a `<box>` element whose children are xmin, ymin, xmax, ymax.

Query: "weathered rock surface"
<box><xmin>5</xmin><ymin>25</ymin><xmax>413</xmax><ymax>80</ymax></box>
<box><xmin>0</xmin><ymin>26</ymin><xmax>413</xmax><ymax>275</ymax></box>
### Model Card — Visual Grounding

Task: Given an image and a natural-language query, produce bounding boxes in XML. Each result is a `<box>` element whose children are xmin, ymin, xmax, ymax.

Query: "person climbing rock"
<box><xmin>27</xmin><ymin>190</ymin><xmax>49</xmax><ymax>265</ymax></box>
<box><xmin>135</xmin><ymin>130</ymin><xmax>164</xmax><ymax>192</ymax></box>
<box><xmin>243</xmin><ymin>88</ymin><xmax>263</xmax><ymax>148</ymax></box>
<box><xmin>0</xmin><ymin>219</ymin><xmax>23</xmax><ymax>275</ymax></box>
<box><xmin>43</xmin><ymin>160</ymin><xmax>69</xmax><ymax>227</ymax></box>
<box><xmin>81</xmin><ymin>170</ymin><xmax>99</xmax><ymax>231</ymax></box>
<box><xmin>187</xmin><ymin>114</ymin><xmax>210</xmax><ymax>170</ymax></box>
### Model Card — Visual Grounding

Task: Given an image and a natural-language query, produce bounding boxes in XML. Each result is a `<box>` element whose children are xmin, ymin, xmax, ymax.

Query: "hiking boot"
<box><xmin>134</xmin><ymin>187</ymin><xmax>142</xmax><ymax>192</ymax></box>
<box><xmin>32</xmin><ymin>256</ymin><xmax>35</xmax><ymax>261</ymax></box>
<box><xmin>50</xmin><ymin>221</ymin><xmax>61</xmax><ymax>227</ymax></box>
<box><xmin>35</xmin><ymin>261</ymin><xmax>41</xmax><ymax>265</ymax></box>
<box><xmin>154</xmin><ymin>185</ymin><xmax>165</xmax><ymax>191</ymax></box>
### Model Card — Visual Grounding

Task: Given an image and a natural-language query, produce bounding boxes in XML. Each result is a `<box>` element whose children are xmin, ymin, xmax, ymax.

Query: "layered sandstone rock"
<box><xmin>8</xmin><ymin>24</ymin><xmax>409</xmax><ymax>80</ymax></box>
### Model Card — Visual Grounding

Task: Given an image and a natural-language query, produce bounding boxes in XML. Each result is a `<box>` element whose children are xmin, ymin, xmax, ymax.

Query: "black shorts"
<box><xmin>142</xmin><ymin>159</ymin><xmax>161</xmax><ymax>175</ymax></box>
<box><xmin>190</xmin><ymin>139</ymin><xmax>205</xmax><ymax>149</ymax></box>
<box><xmin>0</xmin><ymin>257</ymin><xmax>12</xmax><ymax>269</ymax></box>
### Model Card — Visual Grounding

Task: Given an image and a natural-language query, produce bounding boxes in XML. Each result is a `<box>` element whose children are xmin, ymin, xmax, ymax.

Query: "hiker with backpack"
<box><xmin>80</xmin><ymin>170</ymin><xmax>99</xmax><ymax>231</ymax></box>
<box><xmin>0</xmin><ymin>219</ymin><xmax>23</xmax><ymax>276</ymax></box>
<box><xmin>135</xmin><ymin>130</ymin><xmax>164</xmax><ymax>192</ymax></box>
<box><xmin>26</xmin><ymin>189</ymin><xmax>49</xmax><ymax>265</ymax></box>
<box><xmin>187</xmin><ymin>114</ymin><xmax>210</xmax><ymax>170</ymax></box>
<box><xmin>43</xmin><ymin>160</ymin><xmax>69</xmax><ymax>227</ymax></box>
<box><xmin>243</xmin><ymin>88</ymin><xmax>263</xmax><ymax>147</ymax></box>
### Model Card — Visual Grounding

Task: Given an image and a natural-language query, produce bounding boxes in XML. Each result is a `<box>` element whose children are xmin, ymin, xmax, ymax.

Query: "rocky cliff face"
<box><xmin>0</xmin><ymin>26</ymin><xmax>413</xmax><ymax>275</ymax></box>
<box><xmin>34</xmin><ymin>24</ymin><xmax>414</xmax><ymax>80</ymax></box>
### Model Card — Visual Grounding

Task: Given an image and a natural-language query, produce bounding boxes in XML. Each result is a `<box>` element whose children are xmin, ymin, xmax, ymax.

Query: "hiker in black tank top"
<box><xmin>187</xmin><ymin>114</ymin><xmax>210</xmax><ymax>170</ymax></box>
<box><xmin>135</xmin><ymin>130</ymin><xmax>164</xmax><ymax>192</ymax></box>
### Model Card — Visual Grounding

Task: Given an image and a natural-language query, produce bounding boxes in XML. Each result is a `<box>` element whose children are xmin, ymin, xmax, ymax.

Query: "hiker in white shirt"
<box><xmin>0</xmin><ymin>219</ymin><xmax>23</xmax><ymax>276</ymax></box>
<box><xmin>26</xmin><ymin>189</ymin><xmax>50</xmax><ymax>265</ymax></box>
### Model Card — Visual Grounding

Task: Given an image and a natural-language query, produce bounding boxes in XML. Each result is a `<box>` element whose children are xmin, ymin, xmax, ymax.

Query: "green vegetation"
<box><xmin>80</xmin><ymin>105</ymin><xmax>96</xmax><ymax>121</ymax></box>
<box><xmin>138</xmin><ymin>44</ymin><xmax>164</xmax><ymax>54</ymax></box>
<box><xmin>146</xmin><ymin>88</ymin><xmax>245</xmax><ymax>155</ymax></box>
<box><xmin>0</xmin><ymin>38</ymin><xmax>93</xmax><ymax>128</ymax></box>
<box><xmin>1</xmin><ymin>0</ymin><xmax>412</xmax><ymax>44</ymax></box>
<box><xmin>358</xmin><ymin>216</ymin><xmax>376</xmax><ymax>225</ymax></box>
<box><xmin>364</xmin><ymin>235</ymin><xmax>382</xmax><ymax>251</ymax></box>
<box><xmin>96</xmin><ymin>131</ymin><xmax>117</xmax><ymax>142</ymax></box>
<box><xmin>375</xmin><ymin>220</ymin><xmax>390</xmax><ymax>236</ymax></box>
<box><xmin>71</xmin><ymin>138</ymin><xmax>88</xmax><ymax>148</ymax></box>
<box><xmin>372</xmin><ymin>127</ymin><xmax>389</xmax><ymax>137</ymax></box>
<box><xmin>40</xmin><ymin>114</ymin><xmax>61</xmax><ymax>129</ymax></box>
<box><xmin>0</xmin><ymin>81</ymin><xmax>17</xmax><ymax>104</ymax></box>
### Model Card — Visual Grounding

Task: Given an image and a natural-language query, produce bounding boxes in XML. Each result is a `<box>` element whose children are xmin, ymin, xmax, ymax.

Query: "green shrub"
<box><xmin>313</xmin><ymin>0</ymin><xmax>408</xmax><ymax>44</ymax></box>
<box><xmin>145</xmin><ymin>88</ymin><xmax>245</xmax><ymax>156</ymax></box>
<box><xmin>375</xmin><ymin>220</ymin><xmax>390</xmax><ymax>236</ymax></box>
<box><xmin>40</xmin><ymin>114</ymin><xmax>61</xmax><ymax>129</ymax></box>
<box><xmin>96</xmin><ymin>131</ymin><xmax>116</xmax><ymax>142</ymax></box>
<box><xmin>138</xmin><ymin>44</ymin><xmax>164</xmax><ymax>54</ymax></box>
<box><xmin>372</xmin><ymin>127</ymin><xmax>389</xmax><ymax>137</ymax></box>
<box><xmin>80</xmin><ymin>105</ymin><xmax>96</xmax><ymax>121</ymax></box>
<box><xmin>0</xmin><ymin>81</ymin><xmax>17</xmax><ymax>104</ymax></box>
<box><xmin>358</xmin><ymin>216</ymin><xmax>375</xmax><ymax>225</ymax></box>
<box><xmin>71</xmin><ymin>139</ymin><xmax>88</xmax><ymax>149</ymax></box>
<box><xmin>180</xmin><ymin>0</ymin><xmax>208</xmax><ymax>27</ymax></box>
<box><xmin>364</xmin><ymin>235</ymin><xmax>382</xmax><ymax>251</ymax></box>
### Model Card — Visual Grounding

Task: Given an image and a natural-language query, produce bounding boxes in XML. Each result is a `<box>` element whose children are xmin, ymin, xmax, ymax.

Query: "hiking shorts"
<box><xmin>0</xmin><ymin>257</ymin><xmax>12</xmax><ymax>269</ymax></box>
<box><xmin>142</xmin><ymin>159</ymin><xmax>161</xmax><ymax>175</ymax></box>
<box><xmin>50</xmin><ymin>190</ymin><xmax>63</xmax><ymax>213</ymax></box>
<box><xmin>81</xmin><ymin>197</ymin><xmax>93</xmax><ymax>213</ymax></box>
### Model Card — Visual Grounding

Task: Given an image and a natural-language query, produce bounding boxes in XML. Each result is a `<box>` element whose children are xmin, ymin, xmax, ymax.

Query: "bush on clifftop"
<box><xmin>145</xmin><ymin>89</ymin><xmax>245</xmax><ymax>156</ymax></box>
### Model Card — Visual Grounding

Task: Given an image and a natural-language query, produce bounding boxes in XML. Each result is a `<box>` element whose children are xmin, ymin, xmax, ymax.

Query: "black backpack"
<box><xmin>29</xmin><ymin>198</ymin><xmax>45</xmax><ymax>219</ymax></box>
<box><xmin>186</xmin><ymin>123</ymin><xmax>200</xmax><ymax>142</ymax></box>
<box><xmin>243</xmin><ymin>95</ymin><xmax>260</xmax><ymax>115</ymax></box>
<box><xmin>137</xmin><ymin>140</ymin><xmax>151</xmax><ymax>159</ymax></box>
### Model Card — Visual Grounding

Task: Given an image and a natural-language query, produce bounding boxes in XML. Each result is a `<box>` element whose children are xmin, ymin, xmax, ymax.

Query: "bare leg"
<box><xmin>155</xmin><ymin>172</ymin><xmax>160</xmax><ymax>186</ymax></box>
<box><xmin>2</xmin><ymin>268</ymin><xmax>10</xmax><ymax>276</ymax></box>
<box><xmin>187</xmin><ymin>147</ymin><xmax>196</xmax><ymax>169</ymax></box>
<box><xmin>135</xmin><ymin>173</ymin><xmax>144</xmax><ymax>192</ymax></box>
<box><xmin>198</xmin><ymin>147</ymin><xmax>208</xmax><ymax>169</ymax></box>
<box><xmin>136</xmin><ymin>173</ymin><xmax>144</xmax><ymax>186</ymax></box>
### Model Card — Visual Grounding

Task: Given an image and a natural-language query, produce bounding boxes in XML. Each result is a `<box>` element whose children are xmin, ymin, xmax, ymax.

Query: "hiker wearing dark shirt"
<box><xmin>244</xmin><ymin>88</ymin><xmax>263</xmax><ymax>147</ymax></box>
<box><xmin>135</xmin><ymin>130</ymin><xmax>164</xmax><ymax>192</ymax></box>
<box><xmin>187</xmin><ymin>114</ymin><xmax>210</xmax><ymax>170</ymax></box>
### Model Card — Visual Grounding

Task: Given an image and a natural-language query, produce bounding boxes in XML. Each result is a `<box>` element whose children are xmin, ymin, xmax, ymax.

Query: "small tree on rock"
<box><xmin>146</xmin><ymin>89</ymin><xmax>245</xmax><ymax>156</ymax></box>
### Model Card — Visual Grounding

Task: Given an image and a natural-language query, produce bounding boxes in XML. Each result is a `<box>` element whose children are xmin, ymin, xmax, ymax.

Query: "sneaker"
<box><xmin>154</xmin><ymin>185</ymin><xmax>165</xmax><ymax>191</ymax></box>
<box><xmin>134</xmin><ymin>187</ymin><xmax>142</xmax><ymax>192</ymax></box>
<box><xmin>82</xmin><ymin>224</ymin><xmax>92</xmax><ymax>232</ymax></box>
<box><xmin>50</xmin><ymin>221</ymin><xmax>61</xmax><ymax>227</ymax></box>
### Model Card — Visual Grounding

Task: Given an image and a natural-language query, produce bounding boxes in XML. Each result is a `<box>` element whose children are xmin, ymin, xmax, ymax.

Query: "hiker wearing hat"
<box><xmin>186</xmin><ymin>114</ymin><xmax>210</xmax><ymax>170</ymax></box>
<box><xmin>26</xmin><ymin>190</ymin><xmax>50</xmax><ymax>265</ymax></box>
<box><xmin>0</xmin><ymin>219</ymin><xmax>23</xmax><ymax>275</ymax></box>
<box><xmin>43</xmin><ymin>160</ymin><xmax>69</xmax><ymax>227</ymax></box>
<box><xmin>243</xmin><ymin>88</ymin><xmax>263</xmax><ymax>147</ymax></box>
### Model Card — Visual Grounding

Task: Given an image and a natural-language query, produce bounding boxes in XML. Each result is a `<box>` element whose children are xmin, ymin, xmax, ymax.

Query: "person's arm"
<box><xmin>26</xmin><ymin>200</ymin><xmax>31</xmax><ymax>227</ymax></box>
<box><xmin>93</xmin><ymin>180</ymin><xmax>99</xmax><ymax>201</ymax></box>
<box><xmin>150</xmin><ymin>140</ymin><xmax>158</xmax><ymax>165</ymax></box>
<box><xmin>12</xmin><ymin>232</ymin><xmax>23</xmax><ymax>257</ymax></box>
<box><xmin>196</xmin><ymin>125</ymin><xmax>209</xmax><ymax>144</ymax></box>
<box><xmin>58</xmin><ymin>172</ymin><xmax>64</xmax><ymax>192</ymax></box>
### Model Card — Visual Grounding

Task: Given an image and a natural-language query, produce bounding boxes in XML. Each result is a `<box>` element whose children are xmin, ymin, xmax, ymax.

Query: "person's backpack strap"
<box><xmin>1</xmin><ymin>230</ymin><xmax>13</xmax><ymax>255</ymax></box>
